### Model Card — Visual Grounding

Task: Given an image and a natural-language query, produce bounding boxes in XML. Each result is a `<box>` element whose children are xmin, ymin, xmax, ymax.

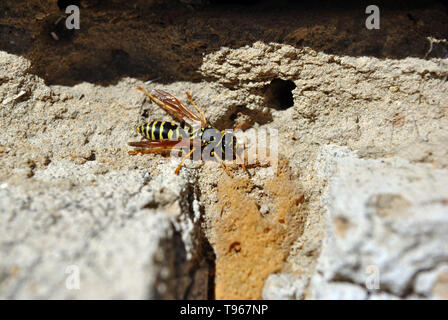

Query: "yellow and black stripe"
<box><xmin>136</xmin><ymin>121</ymin><xmax>188</xmax><ymax>140</ymax></box>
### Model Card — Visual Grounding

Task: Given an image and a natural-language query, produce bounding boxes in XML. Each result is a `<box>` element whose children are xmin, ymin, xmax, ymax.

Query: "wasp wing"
<box><xmin>128</xmin><ymin>137</ymin><xmax>202</xmax><ymax>155</ymax></box>
<box><xmin>137</xmin><ymin>87</ymin><xmax>203</xmax><ymax>125</ymax></box>
<box><xmin>129</xmin><ymin>138</ymin><xmax>192</xmax><ymax>148</ymax></box>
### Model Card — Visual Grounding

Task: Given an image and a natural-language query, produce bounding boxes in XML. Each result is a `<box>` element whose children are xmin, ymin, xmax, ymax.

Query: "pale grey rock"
<box><xmin>0</xmin><ymin>161</ymin><xmax>208</xmax><ymax>299</ymax></box>
<box><xmin>309</xmin><ymin>145</ymin><xmax>448</xmax><ymax>299</ymax></box>
<box><xmin>414</xmin><ymin>264</ymin><xmax>448</xmax><ymax>299</ymax></box>
<box><xmin>368</xmin><ymin>292</ymin><xmax>400</xmax><ymax>300</ymax></box>
<box><xmin>262</xmin><ymin>273</ymin><xmax>308</xmax><ymax>300</ymax></box>
<box><xmin>311</xmin><ymin>282</ymin><xmax>368</xmax><ymax>300</ymax></box>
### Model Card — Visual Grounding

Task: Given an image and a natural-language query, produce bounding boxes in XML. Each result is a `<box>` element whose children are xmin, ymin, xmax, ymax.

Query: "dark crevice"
<box><xmin>185</xmin><ymin>182</ymin><xmax>216</xmax><ymax>300</ymax></box>
<box><xmin>173</xmin><ymin>181</ymin><xmax>216</xmax><ymax>300</ymax></box>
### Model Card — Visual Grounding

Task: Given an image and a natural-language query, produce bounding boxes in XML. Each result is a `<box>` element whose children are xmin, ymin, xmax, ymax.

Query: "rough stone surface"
<box><xmin>261</xmin><ymin>146</ymin><xmax>448</xmax><ymax>300</ymax></box>
<box><xmin>0</xmin><ymin>161</ymin><xmax>210</xmax><ymax>299</ymax></box>
<box><xmin>1</xmin><ymin>1</ymin><xmax>448</xmax><ymax>299</ymax></box>
<box><xmin>308</xmin><ymin>146</ymin><xmax>448</xmax><ymax>299</ymax></box>
<box><xmin>262</xmin><ymin>273</ymin><xmax>308</xmax><ymax>300</ymax></box>
<box><xmin>414</xmin><ymin>264</ymin><xmax>448</xmax><ymax>299</ymax></box>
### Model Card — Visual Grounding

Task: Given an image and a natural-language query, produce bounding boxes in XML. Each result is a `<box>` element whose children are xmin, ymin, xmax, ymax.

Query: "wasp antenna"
<box><xmin>186</xmin><ymin>91</ymin><xmax>207</xmax><ymax>127</ymax></box>
<box><xmin>137</xmin><ymin>86</ymin><xmax>154</xmax><ymax>100</ymax></box>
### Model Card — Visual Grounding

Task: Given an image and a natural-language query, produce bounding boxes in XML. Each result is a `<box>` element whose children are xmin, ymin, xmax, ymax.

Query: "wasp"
<box><xmin>128</xmin><ymin>87</ymin><xmax>246</xmax><ymax>176</ymax></box>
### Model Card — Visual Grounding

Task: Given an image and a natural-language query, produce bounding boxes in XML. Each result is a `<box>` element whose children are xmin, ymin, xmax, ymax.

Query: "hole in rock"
<box><xmin>264</xmin><ymin>78</ymin><xmax>296</xmax><ymax>110</ymax></box>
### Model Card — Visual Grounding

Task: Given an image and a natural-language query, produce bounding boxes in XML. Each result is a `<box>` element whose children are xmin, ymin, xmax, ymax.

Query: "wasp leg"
<box><xmin>214</xmin><ymin>153</ymin><xmax>233</xmax><ymax>178</ymax></box>
<box><xmin>235</xmin><ymin>152</ymin><xmax>246</xmax><ymax>172</ymax></box>
<box><xmin>185</xmin><ymin>92</ymin><xmax>207</xmax><ymax>127</ymax></box>
<box><xmin>175</xmin><ymin>147</ymin><xmax>195</xmax><ymax>175</ymax></box>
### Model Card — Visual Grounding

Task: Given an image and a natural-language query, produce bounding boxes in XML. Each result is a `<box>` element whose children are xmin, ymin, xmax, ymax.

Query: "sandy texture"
<box><xmin>211</xmin><ymin>161</ymin><xmax>306</xmax><ymax>299</ymax></box>
<box><xmin>1</xmin><ymin>0</ymin><xmax>448</xmax><ymax>299</ymax></box>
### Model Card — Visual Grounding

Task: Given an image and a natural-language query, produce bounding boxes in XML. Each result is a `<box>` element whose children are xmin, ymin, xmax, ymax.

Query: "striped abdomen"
<box><xmin>136</xmin><ymin>121</ymin><xmax>188</xmax><ymax>140</ymax></box>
